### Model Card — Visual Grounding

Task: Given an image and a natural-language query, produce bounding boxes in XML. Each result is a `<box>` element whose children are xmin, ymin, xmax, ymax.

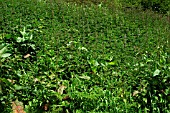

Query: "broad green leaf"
<box><xmin>5</xmin><ymin>34</ymin><xmax>11</xmax><ymax>39</ymax></box>
<box><xmin>16</xmin><ymin>37</ymin><xmax>24</xmax><ymax>43</ymax></box>
<box><xmin>108</xmin><ymin>61</ymin><xmax>117</xmax><ymax>66</ymax></box>
<box><xmin>94</xmin><ymin>60</ymin><xmax>99</xmax><ymax>66</ymax></box>
<box><xmin>0</xmin><ymin>45</ymin><xmax>7</xmax><ymax>55</ymax></box>
<box><xmin>143</xmin><ymin>98</ymin><xmax>147</xmax><ymax>103</ymax></box>
<box><xmin>14</xmin><ymin>84</ymin><xmax>24</xmax><ymax>90</ymax></box>
<box><xmin>1</xmin><ymin>53</ymin><xmax>11</xmax><ymax>58</ymax></box>
<box><xmin>153</xmin><ymin>69</ymin><xmax>161</xmax><ymax>76</ymax></box>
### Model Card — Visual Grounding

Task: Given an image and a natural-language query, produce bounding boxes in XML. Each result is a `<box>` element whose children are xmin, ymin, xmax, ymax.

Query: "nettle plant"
<box><xmin>0</xmin><ymin>44</ymin><xmax>11</xmax><ymax>79</ymax></box>
<box><xmin>16</xmin><ymin>27</ymin><xmax>35</xmax><ymax>50</ymax></box>
<box><xmin>0</xmin><ymin>43</ymin><xmax>12</xmax><ymax>112</ymax></box>
<box><xmin>15</xmin><ymin>27</ymin><xmax>36</xmax><ymax>56</ymax></box>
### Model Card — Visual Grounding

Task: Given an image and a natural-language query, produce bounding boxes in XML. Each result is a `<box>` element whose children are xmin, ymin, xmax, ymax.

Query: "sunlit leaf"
<box><xmin>94</xmin><ymin>60</ymin><xmax>99</xmax><ymax>66</ymax></box>
<box><xmin>16</xmin><ymin>37</ymin><xmax>24</xmax><ymax>43</ymax></box>
<box><xmin>153</xmin><ymin>69</ymin><xmax>161</xmax><ymax>76</ymax></box>
<box><xmin>57</xmin><ymin>68</ymin><xmax>65</xmax><ymax>72</ymax></box>
<box><xmin>78</xmin><ymin>47</ymin><xmax>88</xmax><ymax>51</ymax></box>
<box><xmin>108</xmin><ymin>61</ymin><xmax>117</xmax><ymax>66</ymax></box>
<box><xmin>133</xmin><ymin>90</ymin><xmax>140</xmax><ymax>96</ymax></box>
<box><xmin>29</xmin><ymin>34</ymin><xmax>33</xmax><ymax>40</ymax></box>
<box><xmin>0</xmin><ymin>45</ymin><xmax>7</xmax><ymax>55</ymax></box>
<box><xmin>14</xmin><ymin>84</ymin><xmax>24</xmax><ymax>90</ymax></box>
<box><xmin>143</xmin><ymin>98</ymin><xmax>147</xmax><ymax>103</ymax></box>
<box><xmin>1</xmin><ymin>53</ymin><xmax>11</xmax><ymax>58</ymax></box>
<box><xmin>79</xmin><ymin>76</ymin><xmax>90</xmax><ymax>80</ymax></box>
<box><xmin>38</xmin><ymin>26</ymin><xmax>44</xmax><ymax>29</ymax></box>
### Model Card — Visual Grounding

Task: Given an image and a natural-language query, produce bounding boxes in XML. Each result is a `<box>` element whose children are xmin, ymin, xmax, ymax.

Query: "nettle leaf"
<box><xmin>0</xmin><ymin>44</ymin><xmax>7</xmax><ymax>55</ymax></box>
<box><xmin>14</xmin><ymin>84</ymin><xmax>23</xmax><ymax>90</ymax></box>
<box><xmin>0</xmin><ymin>44</ymin><xmax>11</xmax><ymax>58</ymax></box>
<box><xmin>108</xmin><ymin>61</ymin><xmax>117</xmax><ymax>66</ymax></box>
<box><xmin>153</xmin><ymin>69</ymin><xmax>161</xmax><ymax>76</ymax></box>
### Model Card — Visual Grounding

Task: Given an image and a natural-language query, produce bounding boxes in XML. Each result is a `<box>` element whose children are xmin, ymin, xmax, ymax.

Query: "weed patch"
<box><xmin>0</xmin><ymin>0</ymin><xmax>170</xmax><ymax>112</ymax></box>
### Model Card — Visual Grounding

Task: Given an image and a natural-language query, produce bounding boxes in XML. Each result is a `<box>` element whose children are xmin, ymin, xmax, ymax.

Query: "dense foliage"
<box><xmin>0</xmin><ymin>0</ymin><xmax>170</xmax><ymax>112</ymax></box>
<box><xmin>65</xmin><ymin>0</ymin><xmax>170</xmax><ymax>14</ymax></box>
<box><xmin>121</xmin><ymin>0</ymin><xmax>170</xmax><ymax>14</ymax></box>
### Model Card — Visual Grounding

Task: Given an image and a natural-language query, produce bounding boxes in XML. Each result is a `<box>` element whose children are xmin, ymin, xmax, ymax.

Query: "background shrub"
<box><xmin>121</xmin><ymin>0</ymin><xmax>170</xmax><ymax>14</ymax></box>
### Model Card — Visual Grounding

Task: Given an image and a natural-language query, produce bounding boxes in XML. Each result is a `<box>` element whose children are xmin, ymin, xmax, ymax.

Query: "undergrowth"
<box><xmin>0</xmin><ymin>0</ymin><xmax>170</xmax><ymax>112</ymax></box>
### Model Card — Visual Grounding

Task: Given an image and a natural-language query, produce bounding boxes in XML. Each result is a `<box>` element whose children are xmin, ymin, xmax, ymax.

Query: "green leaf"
<box><xmin>57</xmin><ymin>68</ymin><xmax>65</xmax><ymax>72</ymax></box>
<box><xmin>1</xmin><ymin>53</ymin><xmax>11</xmax><ymax>58</ymax></box>
<box><xmin>0</xmin><ymin>45</ymin><xmax>7</xmax><ymax>56</ymax></box>
<box><xmin>153</xmin><ymin>69</ymin><xmax>161</xmax><ymax>76</ymax></box>
<box><xmin>79</xmin><ymin>76</ymin><xmax>90</xmax><ymax>80</ymax></box>
<box><xmin>5</xmin><ymin>34</ymin><xmax>11</xmax><ymax>39</ymax></box>
<box><xmin>94</xmin><ymin>60</ymin><xmax>99</xmax><ymax>66</ymax></box>
<box><xmin>92</xmin><ymin>67</ymin><xmax>97</xmax><ymax>73</ymax></box>
<box><xmin>14</xmin><ymin>84</ymin><xmax>24</xmax><ymax>90</ymax></box>
<box><xmin>20</xmin><ymin>27</ymin><xmax>26</xmax><ymax>36</ymax></box>
<box><xmin>16</xmin><ymin>37</ymin><xmax>24</xmax><ymax>43</ymax></box>
<box><xmin>143</xmin><ymin>98</ymin><xmax>147</xmax><ymax>103</ymax></box>
<box><xmin>108</xmin><ymin>61</ymin><xmax>117</xmax><ymax>66</ymax></box>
